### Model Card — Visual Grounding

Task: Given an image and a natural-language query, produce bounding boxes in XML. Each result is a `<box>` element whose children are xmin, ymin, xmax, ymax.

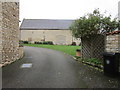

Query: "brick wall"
<box><xmin>106</xmin><ymin>32</ymin><xmax>120</xmax><ymax>53</ymax></box>
<box><xmin>0</xmin><ymin>0</ymin><xmax>23</xmax><ymax>67</ymax></box>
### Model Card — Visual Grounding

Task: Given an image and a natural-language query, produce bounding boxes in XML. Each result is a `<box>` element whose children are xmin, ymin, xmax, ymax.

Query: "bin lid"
<box><xmin>103</xmin><ymin>52</ymin><xmax>115</xmax><ymax>56</ymax></box>
<box><xmin>115</xmin><ymin>53</ymin><xmax>120</xmax><ymax>55</ymax></box>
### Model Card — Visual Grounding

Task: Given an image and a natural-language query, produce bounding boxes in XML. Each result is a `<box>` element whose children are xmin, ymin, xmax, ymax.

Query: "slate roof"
<box><xmin>20</xmin><ymin>19</ymin><xmax>75</xmax><ymax>30</ymax></box>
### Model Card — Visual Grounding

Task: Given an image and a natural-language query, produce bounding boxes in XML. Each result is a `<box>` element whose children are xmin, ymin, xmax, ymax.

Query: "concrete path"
<box><xmin>2</xmin><ymin>46</ymin><xmax>88</xmax><ymax>88</ymax></box>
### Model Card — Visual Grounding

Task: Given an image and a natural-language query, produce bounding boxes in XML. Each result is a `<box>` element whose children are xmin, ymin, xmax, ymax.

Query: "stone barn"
<box><xmin>20</xmin><ymin>19</ymin><xmax>80</xmax><ymax>45</ymax></box>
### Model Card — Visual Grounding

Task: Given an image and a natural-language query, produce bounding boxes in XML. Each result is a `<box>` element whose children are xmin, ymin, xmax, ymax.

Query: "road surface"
<box><xmin>2</xmin><ymin>46</ymin><xmax>87</xmax><ymax>88</ymax></box>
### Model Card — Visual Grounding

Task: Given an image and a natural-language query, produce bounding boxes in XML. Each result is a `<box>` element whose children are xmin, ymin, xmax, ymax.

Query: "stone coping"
<box><xmin>0</xmin><ymin>0</ymin><xmax>19</xmax><ymax>2</ymax></box>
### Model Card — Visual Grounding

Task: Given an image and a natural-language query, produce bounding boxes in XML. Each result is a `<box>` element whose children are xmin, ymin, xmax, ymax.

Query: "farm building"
<box><xmin>20</xmin><ymin>19</ymin><xmax>80</xmax><ymax>45</ymax></box>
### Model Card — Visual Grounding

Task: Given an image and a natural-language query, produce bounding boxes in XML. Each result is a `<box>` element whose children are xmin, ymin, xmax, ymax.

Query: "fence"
<box><xmin>81</xmin><ymin>34</ymin><xmax>105</xmax><ymax>61</ymax></box>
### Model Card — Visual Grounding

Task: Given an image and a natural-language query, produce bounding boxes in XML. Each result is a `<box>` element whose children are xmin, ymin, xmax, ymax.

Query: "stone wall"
<box><xmin>0</xmin><ymin>0</ymin><xmax>22</xmax><ymax>67</ymax></box>
<box><xmin>0</xmin><ymin>2</ymin><xmax>2</xmax><ymax>66</ymax></box>
<box><xmin>106</xmin><ymin>32</ymin><xmax>120</xmax><ymax>53</ymax></box>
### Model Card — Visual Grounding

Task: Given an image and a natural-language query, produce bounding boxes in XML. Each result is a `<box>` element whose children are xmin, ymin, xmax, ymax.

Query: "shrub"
<box><xmin>47</xmin><ymin>41</ymin><xmax>54</xmax><ymax>45</ymax></box>
<box><xmin>71</xmin><ymin>42</ymin><xmax>76</xmax><ymax>46</ymax></box>
<box><xmin>81</xmin><ymin>58</ymin><xmax>102</xmax><ymax>65</ymax></box>
<box><xmin>39</xmin><ymin>42</ymin><xmax>43</xmax><ymax>44</ymax></box>
<box><xmin>23</xmin><ymin>41</ymin><xmax>29</xmax><ymax>44</ymax></box>
<box><xmin>19</xmin><ymin>40</ymin><xmax>23</xmax><ymax>44</ymax></box>
<box><xmin>35</xmin><ymin>42</ymin><xmax>42</xmax><ymax>44</ymax></box>
<box><xmin>43</xmin><ymin>41</ymin><xmax>54</xmax><ymax>45</ymax></box>
<box><xmin>43</xmin><ymin>41</ymin><xmax>48</xmax><ymax>44</ymax></box>
<box><xmin>79</xmin><ymin>43</ymin><xmax>81</xmax><ymax>46</ymax></box>
<box><xmin>34</xmin><ymin>42</ymin><xmax>37</xmax><ymax>44</ymax></box>
<box><xmin>19</xmin><ymin>44</ymin><xmax>23</xmax><ymax>47</ymax></box>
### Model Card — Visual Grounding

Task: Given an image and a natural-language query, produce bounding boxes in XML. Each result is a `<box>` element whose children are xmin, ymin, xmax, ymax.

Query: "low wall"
<box><xmin>106</xmin><ymin>30</ymin><xmax>120</xmax><ymax>69</ymax></box>
<box><xmin>106</xmin><ymin>31</ymin><xmax>120</xmax><ymax>53</ymax></box>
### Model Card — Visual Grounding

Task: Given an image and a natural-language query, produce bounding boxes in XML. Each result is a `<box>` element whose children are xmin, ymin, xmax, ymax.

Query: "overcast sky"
<box><xmin>20</xmin><ymin>0</ymin><xmax>120</xmax><ymax>22</ymax></box>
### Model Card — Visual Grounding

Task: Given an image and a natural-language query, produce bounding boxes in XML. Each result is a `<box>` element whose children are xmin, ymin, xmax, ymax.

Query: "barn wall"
<box><xmin>21</xmin><ymin>30</ymin><xmax>80</xmax><ymax>45</ymax></box>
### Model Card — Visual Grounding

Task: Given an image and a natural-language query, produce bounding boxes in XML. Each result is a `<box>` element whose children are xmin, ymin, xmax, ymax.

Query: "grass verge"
<box><xmin>74</xmin><ymin>56</ymin><xmax>103</xmax><ymax>70</ymax></box>
<box><xmin>23</xmin><ymin>44</ymin><xmax>80</xmax><ymax>56</ymax></box>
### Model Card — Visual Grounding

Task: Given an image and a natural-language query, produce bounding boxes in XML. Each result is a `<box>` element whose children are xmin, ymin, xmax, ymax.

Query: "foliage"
<box><xmin>79</xmin><ymin>43</ymin><xmax>81</xmax><ymax>46</ymax></box>
<box><xmin>71</xmin><ymin>42</ymin><xmax>76</xmax><ymax>46</ymax></box>
<box><xmin>34</xmin><ymin>42</ymin><xmax>42</xmax><ymax>44</ymax></box>
<box><xmin>42</xmin><ymin>41</ymin><xmax>48</xmax><ymax>44</ymax></box>
<box><xmin>19</xmin><ymin>44</ymin><xmax>24</xmax><ymax>47</ymax></box>
<box><xmin>23</xmin><ymin>44</ymin><xmax>80</xmax><ymax>56</ymax></box>
<box><xmin>35</xmin><ymin>41</ymin><xmax>54</xmax><ymax>45</ymax></box>
<box><xmin>70</xmin><ymin>9</ymin><xmax>119</xmax><ymax>38</ymax></box>
<box><xmin>81</xmin><ymin>58</ymin><xmax>102</xmax><ymax>65</ymax></box>
<box><xmin>74</xmin><ymin>56</ymin><xmax>81</xmax><ymax>59</ymax></box>
<box><xmin>47</xmin><ymin>41</ymin><xmax>54</xmax><ymax>45</ymax></box>
<box><xmin>21</xmin><ymin>41</ymin><xmax>29</xmax><ymax>44</ymax></box>
<box><xmin>43</xmin><ymin>41</ymin><xmax>54</xmax><ymax>45</ymax></box>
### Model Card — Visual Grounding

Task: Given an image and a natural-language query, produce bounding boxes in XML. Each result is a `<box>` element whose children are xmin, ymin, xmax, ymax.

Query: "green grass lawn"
<box><xmin>23</xmin><ymin>44</ymin><xmax>80</xmax><ymax>56</ymax></box>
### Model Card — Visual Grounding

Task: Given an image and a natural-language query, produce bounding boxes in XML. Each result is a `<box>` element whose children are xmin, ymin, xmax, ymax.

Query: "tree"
<box><xmin>70</xmin><ymin>9</ymin><xmax>119</xmax><ymax>60</ymax></box>
<box><xmin>70</xmin><ymin>9</ymin><xmax>119</xmax><ymax>38</ymax></box>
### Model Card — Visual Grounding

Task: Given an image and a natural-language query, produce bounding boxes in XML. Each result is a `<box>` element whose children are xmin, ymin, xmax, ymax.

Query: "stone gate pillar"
<box><xmin>0</xmin><ymin>0</ymin><xmax>20</xmax><ymax>67</ymax></box>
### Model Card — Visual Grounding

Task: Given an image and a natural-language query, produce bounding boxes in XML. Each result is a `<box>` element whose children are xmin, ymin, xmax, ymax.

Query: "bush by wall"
<box><xmin>71</xmin><ymin>42</ymin><xmax>76</xmax><ymax>46</ymax></box>
<box><xmin>34</xmin><ymin>41</ymin><xmax>54</xmax><ymax>45</ymax></box>
<box><xmin>34</xmin><ymin>42</ymin><xmax>42</xmax><ymax>44</ymax></box>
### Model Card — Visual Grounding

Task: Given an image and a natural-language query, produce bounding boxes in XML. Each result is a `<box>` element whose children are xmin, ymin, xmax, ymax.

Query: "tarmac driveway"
<box><xmin>2</xmin><ymin>46</ymin><xmax>88</xmax><ymax>88</ymax></box>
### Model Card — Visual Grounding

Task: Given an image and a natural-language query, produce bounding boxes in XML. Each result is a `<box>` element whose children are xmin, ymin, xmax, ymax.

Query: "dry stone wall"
<box><xmin>0</xmin><ymin>0</ymin><xmax>23</xmax><ymax>67</ymax></box>
<box><xmin>0</xmin><ymin>2</ymin><xmax>2</xmax><ymax>66</ymax></box>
